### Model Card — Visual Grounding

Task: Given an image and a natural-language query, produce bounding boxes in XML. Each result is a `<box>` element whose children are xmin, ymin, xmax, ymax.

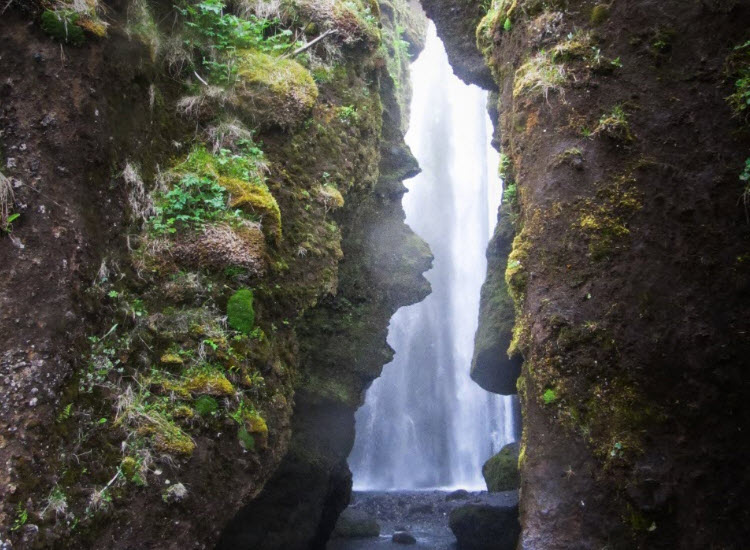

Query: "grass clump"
<box><xmin>227</xmin><ymin>288</ymin><xmax>255</xmax><ymax>333</ymax></box>
<box><xmin>513</xmin><ymin>50</ymin><xmax>566</xmax><ymax>100</ymax></box>
<box><xmin>595</xmin><ymin>105</ymin><xmax>634</xmax><ymax>141</ymax></box>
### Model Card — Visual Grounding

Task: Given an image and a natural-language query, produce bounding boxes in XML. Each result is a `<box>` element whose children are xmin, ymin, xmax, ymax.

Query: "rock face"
<box><xmin>449</xmin><ymin>501</ymin><xmax>520</xmax><ymax>550</ymax></box>
<box><xmin>482</xmin><ymin>442</ymin><xmax>519</xmax><ymax>492</ymax></box>
<box><xmin>418</xmin><ymin>0</ymin><xmax>495</xmax><ymax>89</ymax></box>
<box><xmin>471</xmin><ymin>205</ymin><xmax>521</xmax><ymax>395</ymax></box>
<box><xmin>0</xmin><ymin>1</ymin><xmax>429</xmax><ymax>549</ymax></box>
<box><xmin>427</xmin><ymin>0</ymin><xmax>750</xmax><ymax>549</ymax></box>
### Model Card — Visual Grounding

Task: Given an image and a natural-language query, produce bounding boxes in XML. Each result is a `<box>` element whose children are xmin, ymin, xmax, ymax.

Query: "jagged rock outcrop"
<box><xmin>428</xmin><ymin>0</ymin><xmax>750</xmax><ymax>548</ymax></box>
<box><xmin>418</xmin><ymin>0</ymin><xmax>495</xmax><ymax>89</ymax></box>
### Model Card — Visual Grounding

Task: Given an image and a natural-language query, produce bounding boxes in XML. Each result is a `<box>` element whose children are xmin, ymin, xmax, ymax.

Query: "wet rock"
<box><xmin>449</xmin><ymin>502</ymin><xmax>520</xmax><ymax>550</ymax></box>
<box><xmin>392</xmin><ymin>530</ymin><xmax>417</xmax><ymax>544</ymax></box>
<box><xmin>332</xmin><ymin>508</ymin><xmax>380</xmax><ymax>538</ymax></box>
<box><xmin>445</xmin><ymin>489</ymin><xmax>470</xmax><ymax>501</ymax></box>
<box><xmin>482</xmin><ymin>442</ymin><xmax>520</xmax><ymax>492</ymax></box>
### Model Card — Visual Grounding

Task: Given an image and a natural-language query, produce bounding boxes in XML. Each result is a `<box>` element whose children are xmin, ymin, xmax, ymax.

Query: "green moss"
<box><xmin>227</xmin><ymin>288</ymin><xmax>255</xmax><ymax>333</ymax></box>
<box><xmin>482</xmin><ymin>442</ymin><xmax>520</xmax><ymax>491</ymax></box>
<box><xmin>120</xmin><ymin>457</ymin><xmax>139</xmax><ymax>480</ymax></box>
<box><xmin>160</xmin><ymin>353</ymin><xmax>183</xmax><ymax>365</ymax></box>
<box><xmin>41</xmin><ymin>10</ymin><xmax>86</xmax><ymax>45</ymax></box>
<box><xmin>194</xmin><ymin>395</ymin><xmax>219</xmax><ymax>416</ymax></box>
<box><xmin>217</xmin><ymin>176</ymin><xmax>282</xmax><ymax>239</ymax></box>
<box><xmin>505</xmin><ymin>230</ymin><xmax>531</xmax><ymax>305</ymax></box>
<box><xmin>542</xmin><ymin>388</ymin><xmax>557</xmax><ymax>404</ymax></box>
<box><xmin>182</xmin><ymin>372</ymin><xmax>235</xmax><ymax>396</ymax></box>
<box><xmin>235</xmin><ymin>50</ymin><xmax>319</xmax><ymax>128</ymax></box>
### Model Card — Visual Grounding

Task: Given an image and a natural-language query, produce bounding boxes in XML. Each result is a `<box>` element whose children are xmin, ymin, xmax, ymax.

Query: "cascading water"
<box><xmin>348</xmin><ymin>24</ymin><xmax>518</xmax><ymax>491</ymax></box>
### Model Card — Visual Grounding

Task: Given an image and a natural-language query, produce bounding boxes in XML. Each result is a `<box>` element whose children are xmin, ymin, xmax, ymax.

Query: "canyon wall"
<box><xmin>0</xmin><ymin>0</ymin><xmax>428</xmax><ymax>547</ymax></box>
<box><xmin>423</xmin><ymin>0</ymin><xmax>750</xmax><ymax>548</ymax></box>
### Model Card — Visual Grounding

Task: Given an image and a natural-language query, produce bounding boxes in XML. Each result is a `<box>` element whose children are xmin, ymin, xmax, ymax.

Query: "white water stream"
<box><xmin>348</xmin><ymin>24</ymin><xmax>517</xmax><ymax>490</ymax></box>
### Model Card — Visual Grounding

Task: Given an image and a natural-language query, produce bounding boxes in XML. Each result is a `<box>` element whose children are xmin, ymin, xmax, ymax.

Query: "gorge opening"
<box><xmin>350</xmin><ymin>23</ymin><xmax>517</xmax><ymax>494</ymax></box>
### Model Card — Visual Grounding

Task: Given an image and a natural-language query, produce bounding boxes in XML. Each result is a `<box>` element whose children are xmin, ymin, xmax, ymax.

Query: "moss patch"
<box><xmin>227</xmin><ymin>288</ymin><xmax>255</xmax><ymax>334</ymax></box>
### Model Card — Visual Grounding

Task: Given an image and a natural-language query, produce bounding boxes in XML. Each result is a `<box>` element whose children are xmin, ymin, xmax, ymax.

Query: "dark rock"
<box><xmin>470</xmin><ymin>210</ymin><xmax>522</xmax><ymax>396</ymax></box>
<box><xmin>449</xmin><ymin>503</ymin><xmax>520</xmax><ymax>550</ymax></box>
<box><xmin>445</xmin><ymin>489</ymin><xmax>470</xmax><ymax>501</ymax></box>
<box><xmin>332</xmin><ymin>508</ymin><xmax>380</xmax><ymax>538</ymax></box>
<box><xmin>392</xmin><ymin>530</ymin><xmax>417</xmax><ymax>544</ymax></box>
<box><xmin>482</xmin><ymin>442</ymin><xmax>520</xmax><ymax>492</ymax></box>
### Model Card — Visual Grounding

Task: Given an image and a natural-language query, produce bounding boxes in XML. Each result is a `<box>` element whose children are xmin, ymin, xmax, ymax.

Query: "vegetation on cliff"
<box><xmin>0</xmin><ymin>0</ymin><xmax>429</xmax><ymax>547</ymax></box>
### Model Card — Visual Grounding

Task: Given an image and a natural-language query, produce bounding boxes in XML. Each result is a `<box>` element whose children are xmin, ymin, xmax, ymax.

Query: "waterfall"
<box><xmin>348</xmin><ymin>23</ymin><xmax>518</xmax><ymax>491</ymax></box>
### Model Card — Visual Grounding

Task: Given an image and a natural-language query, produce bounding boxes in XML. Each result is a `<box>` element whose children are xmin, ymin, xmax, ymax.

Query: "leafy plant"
<box><xmin>151</xmin><ymin>174</ymin><xmax>228</xmax><ymax>234</ymax></box>
<box><xmin>177</xmin><ymin>0</ymin><xmax>299</xmax><ymax>84</ymax></box>
<box><xmin>728</xmin><ymin>41</ymin><xmax>750</xmax><ymax>117</ymax></box>
<box><xmin>11</xmin><ymin>502</ymin><xmax>28</xmax><ymax>531</ymax></box>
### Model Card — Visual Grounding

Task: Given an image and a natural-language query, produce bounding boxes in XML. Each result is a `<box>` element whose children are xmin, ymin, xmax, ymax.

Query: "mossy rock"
<box><xmin>482</xmin><ymin>442</ymin><xmax>520</xmax><ymax>492</ymax></box>
<box><xmin>227</xmin><ymin>288</ymin><xmax>255</xmax><ymax>334</ymax></box>
<box><xmin>218</xmin><ymin>177</ymin><xmax>282</xmax><ymax>241</ymax></box>
<box><xmin>233</xmin><ymin>50</ymin><xmax>318</xmax><ymax>129</ymax></box>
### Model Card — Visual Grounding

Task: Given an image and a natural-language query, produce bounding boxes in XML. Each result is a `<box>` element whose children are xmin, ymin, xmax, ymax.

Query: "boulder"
<box><xmin>449</xmin><ymin>502</ymin><xmax>520</xmax><ymax>550</ymax></box>
<box><xmin>446</xmin><ymin>489</ymin><xmax>470</xmax><ymax>501</ymax></box>
<box><xmin>331</xmin><ymin>508</ymin><xmax>380</xmax><ymax>538</ymax></box>
<box><xmin>482</xmin><ymin>442</ymin><xmax>520</xmax><ymax>492</ymax></box>
<box><xmin>392</xmin><ymin>530</ymin><xmax>417</xmax><ymax>544</ymax></box>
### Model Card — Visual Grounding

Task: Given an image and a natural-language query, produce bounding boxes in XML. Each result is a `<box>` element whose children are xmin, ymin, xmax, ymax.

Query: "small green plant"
<box><xmin>177</xmin><ymin>0</ymin><xmax>299</xmax><ymax>84</ymax></box>
<box><xmin>227</xmin><ymin>288</ymin><xmax>255</xmax><ymax>333</ymax></box>
<box><xmin>151</xmin><ymin>173</ymin><xmax>227</xmax><ymax>234</ymax></box>
<box><xmin>503</xmin><ymin>17</ymin><xmax>512</xmax><ymax>32</ymax></box>
<box><xmin>595</xmin><ymin>105</ymin><xmax>633</xmax><ymax>141</ymax></box>
<box><xmin>338</xmin><ymin>105</ymin><xmax>359</xmax><ymax>124</ymax></box>
<box><xmin>542</xmin><ymin>388</ymin><xmax>557</xmax><ymax>405</ymax></box>
<box><xmin>503</xmin><ymin>183</ymin><xmax>518</xmax><ymax>208</ymax></box>
<box><xmin>57</xmin><ymin>403</ymin><xmax>73</xmax><ymax>423</ymax></box>
<box><xmin>11</xmin><ymin>502</ymin><xmax>28</xmax><ymax>531</ymax></box>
